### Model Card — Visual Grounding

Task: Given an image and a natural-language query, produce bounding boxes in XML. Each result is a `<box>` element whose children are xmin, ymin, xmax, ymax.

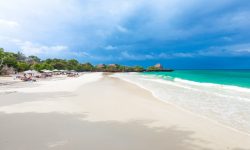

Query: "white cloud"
<box><xmin>182</xmin><ymin>43</ymin><xmax>250</xmax><ymax>57</ymax></box>
<box><xmin>0</xmin><ymin>36</ymin><xmax>68</xmax><ymax>56</ymax></box>
<box><xmin>116</xmin><ymin>25</ymin><xmax>129</xmax><ymax>33</ymax></box>
<box><xmin>19</xmin><ymin>41</ymin><xmax>68</xmax><ymax>56</ymax></box>
<box><xmin>0</xmin><ymin>19</ymin><xmax>19</xmax><ymax>28</ymax></box>
<box><xmin>121</xmin><ymin>51</ymin><xmax>150</xmax><ymax>60</ymax></box>
<box><xmin>0</xmin><ymin>0</ymin><xmax>140</xmax><ymax>50</ymax></box>
<box><xmin>104</xmin><ymin>45</ymin><xmax>117</xmax><ymax>50</ymax></box>
<box><xmin>69</xmin><ymin>51</ymin><xmax>90</xmax><ymax>57</ymax></box>
<box><xmin>0</xmin><ymin>0</ymin><xmax>249</xmax><ymax>62</ymax></box>
<box><xmin>227</xmin><ymin>44</ymin><xmax>250</xmax><ymax>53</ymax></box>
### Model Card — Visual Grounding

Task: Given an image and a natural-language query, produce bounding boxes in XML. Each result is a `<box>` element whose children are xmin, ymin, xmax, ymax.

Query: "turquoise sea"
<box><xmin>143</xmin><ymin>70</ymin><xmax>250</xmax><ymax>89</ymax></box>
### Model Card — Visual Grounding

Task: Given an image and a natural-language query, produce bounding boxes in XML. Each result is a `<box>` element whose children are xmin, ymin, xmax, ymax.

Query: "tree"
<box><xmin>3</xmin><ymin>52</ymin><xmax>18</xmax><ymax>68</ymax></box>
<box><xmin>31</xmin><ymin>63</ymin><xmax>42</xmax><ymax>71</ymax></box>
<box><xmin>94</xmin><ymin>64</ymin><xmax>106</xmax><ymax>72</ymax></box>
<box><xmin>147</xmin><ymin>66</ymin><xmax>162</xmax><ymax>71</ymax></box>
<box><xmin>45</xmin><ymin>59</ymin><xmax>67</xmax><ymax>70</ymax></box>
<box><xmin>17</xmin><ymin>62</ymin><xmax>30</xmax><ymax>72</ymax></box>
<box><xmin>105</xmin><ymin>64</ymin><xmax>120</xmax><ymax>72</ymax></box>
<box><xmin>133</xmin><ymin>66</ymin><xmax>144</xmax><ymax>72</ymax></box>
<box><xmin>80</xmin><ymin>62</ymin><xmax>94</xmax><ymax>71</ymax></box>
<box><xmin>40</xmin><ymin>62</ymin><xmax>53</xmax><ymax>70</ymax></box>
<box><xmin>53</xmin><ymin>61</ymin><xmax>67</xmax><ymax>70</ymax></box>
<box><xmin>0</xmin><ymin>48</ymin><xmax>4</xmax><ymax>67</ymax></box>
<box><xmin>67</xmin><ymin>59</ymin><xmax>79</xmax><ymax>70</ymax></box>
<box><xmin>27</xmin><ymin>55</ymin><xmax>41</xmax><ymax>65</ymax></box>
<box><xmin>0</xmin><ymin>47</ymin><xmax>150</xmax><ymax>73</ymax></box>
<box><xmin>16</xmin><ymin>51</ymin><xmax>26</xmax><ymax>61</ymax></box>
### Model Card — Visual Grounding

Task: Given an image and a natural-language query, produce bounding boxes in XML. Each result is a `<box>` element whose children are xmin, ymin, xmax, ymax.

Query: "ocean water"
<box><xmin>143</xmin><ymin>70</ymin><xmax>250</xmax><ymax>88</ymax></box>
<box><xmin>112</xmin><ymin>71</ymin><xmax>250</xmax><ymax>134</ymax></box>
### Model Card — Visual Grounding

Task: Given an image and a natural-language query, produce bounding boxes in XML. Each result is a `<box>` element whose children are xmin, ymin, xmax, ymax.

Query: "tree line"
<box><xmin>0</xmin><ymin>48</ymin><xmax>163</xmax><ymax>74</ymax></box>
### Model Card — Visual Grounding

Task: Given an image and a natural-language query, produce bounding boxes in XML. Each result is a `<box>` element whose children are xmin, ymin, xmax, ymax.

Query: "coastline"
<box><xmin>113</xmin><ymin>73</ymin><xmax>250</xmax><ymax>136</ymax></box>
<box><xmin>143</xmin><ymin>70</ymin><xmax>250</xmax><ymax>89</ymax></box>
<box><xmin>0</xmin><ymin>73</ymin><xmax>250</xmax><ymax>150</ymax></box>
<box><xmin>113</xmin><ymin>73</ymin><xmax>250</xmax><ymax>134</ymax></box>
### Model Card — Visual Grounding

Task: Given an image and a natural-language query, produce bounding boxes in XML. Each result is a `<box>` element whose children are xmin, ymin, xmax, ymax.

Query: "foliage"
<box><xmin>2</xmin><ymin>52</ymin><xmax>18</xmax><ymax>68</ymax></box>
<box><xmin>80</xmin><ymin>63</ymin><xmax>94</xmax><ymax>71</ymax></box>
<box><xmin>0</xmin><ymin>48</ymin><xmax>147</xmax><ymax>74</ymax></box>
<box><xmin>147</xmin><ymin>66</ymin><xmax>162</xmax><ymax>71</ymax></box>
<box><xmin>133</xmin><ymin>66</ymin><xmax>145</xmax><ymax>72</ymax></box>
<box><xmin>67</xmin><ymin>59</ymin><xmax>79</xmax><ymax>70</ymax></box>
<box><xmin>17</xmin><ymin>62</ymin><xmax>30</xmax><ymax>72</ymax></box>
<box><xmin>27</xmin><ymin>55</ymin><xmax>41</xmax><ymax>64</ymax></box>
<box><xmin>0</xmin><ymin>48</ymin><xmax>4</xmax><ymax>67</ymax></box>
<box><xmin>16</xmin><ymin>51</ymin><xmax>26</xmax><ymax>61</ymax></box>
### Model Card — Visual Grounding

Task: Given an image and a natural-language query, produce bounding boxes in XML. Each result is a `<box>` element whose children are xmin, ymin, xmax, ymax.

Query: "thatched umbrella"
<box><xmin>43</xmin><ymin>70</ymin><xmax>53</xmax><ymax>73</ymax></box>
<box><xmin>53</xmin><ymin>69</ymin><xmax>60</xmax><ymax>72</ymax></box>
<box><xmin>40</xmin><ymin>69</ymin><xmax>47</xmax><ymax>72</ymax></box>
<box><xmin>24</xmin><ymin>70</ymin><xmax>39</xmax><ymax>77</ymax></box>
<box><xmin>24</xmin><ymin>70</ymin><xmax>38</xmax><ymax>74</ymax></box>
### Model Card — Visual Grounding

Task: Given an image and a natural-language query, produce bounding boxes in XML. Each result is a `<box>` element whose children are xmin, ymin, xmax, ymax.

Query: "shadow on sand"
<box><xmin>0</xmin><ymin>112</ymin><xmax>237</xmax><ymax>150</ymax></box>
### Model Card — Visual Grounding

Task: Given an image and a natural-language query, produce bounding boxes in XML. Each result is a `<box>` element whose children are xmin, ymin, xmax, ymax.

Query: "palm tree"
<box><xmin>0</xmin><ymin>48</ymin><xmax>5</xmax><ymax>68</ymax></box>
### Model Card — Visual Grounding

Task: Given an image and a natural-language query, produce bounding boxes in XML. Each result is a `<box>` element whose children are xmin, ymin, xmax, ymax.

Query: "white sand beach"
<box><xmin>0</xmin><ymin>73</ymin><xmax>250</xmax><ymax>150</ymax></box>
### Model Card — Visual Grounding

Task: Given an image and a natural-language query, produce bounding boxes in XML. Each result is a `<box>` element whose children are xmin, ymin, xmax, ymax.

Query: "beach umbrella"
<box><xmin>40</xmin><ymin>69</ymin><xmax>48</xmax><ymax>72</ymax></box>
<box><xmin>24</xmin><ymin>70</ymin><xmax>38</xmax><ymax>74</ymax></box>
<box><xmin>52</xmin><ymin>69</ymin><xmax>59</xmax><ymax>72</ymax></box>
<box><xmin>43</xmin><ymin>70</ymin><xmax>53</xmax><ymax>73</ymax></box>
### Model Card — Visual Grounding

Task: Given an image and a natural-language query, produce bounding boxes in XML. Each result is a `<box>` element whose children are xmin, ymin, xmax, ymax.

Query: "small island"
<box><xmin>146</xmin><ymin>63</ymin><xmax>174</xmax><ymax>72</ymax></box>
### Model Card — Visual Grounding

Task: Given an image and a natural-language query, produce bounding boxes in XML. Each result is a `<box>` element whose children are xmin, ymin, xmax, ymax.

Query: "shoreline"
<box><xmin>118</xmin><ymin>75</ymin><xmax>250</xmax><ymax>137</ymax></box>
<box><xmin>143</xmin><ymin>73</ymin><xmax>250</xmax><ymax>92</ymax></box>
<box><xmin>0</xmin><ymin>73</ymin><xmax>250</xmax><ymax>149</ymax></box>
<box><xmin>143</xmin><ymin>70</ymin><xmax>250</xmax><ymax>91</ymax></box>
<box><xmin>113</xmin><ymin>73</ymin><xmax>250</xmax><ymax>136</ymax></box>
<box><xmin>113</xmin><ymin>73</ymin><xmax>250</xmax><ymax>135</ymax></box>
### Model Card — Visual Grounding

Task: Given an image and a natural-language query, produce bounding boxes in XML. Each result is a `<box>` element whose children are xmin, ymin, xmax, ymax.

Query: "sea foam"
<box><xmin>112</xmin><ymin>73</ymin><xmax>250</xmax><ymax>134</ymax></box>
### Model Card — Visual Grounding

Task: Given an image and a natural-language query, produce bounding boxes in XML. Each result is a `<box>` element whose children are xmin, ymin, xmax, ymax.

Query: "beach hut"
<box><xmin>96</xmin><ymin>64</ymin><xmax>106</xmax><ymax>72</ymax></box>
<box><xmin>108</xmin><ymin>64</ymin><xmax>118</xmax><ymax>67</ymax></box>
<box><xmin>96</xmin><ymin>64</ymin><xmax>105</xmax><ymax>68</ymax></box>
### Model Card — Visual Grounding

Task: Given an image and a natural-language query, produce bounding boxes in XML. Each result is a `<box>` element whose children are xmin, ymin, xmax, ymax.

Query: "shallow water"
<box><xmin>113</xmin><ymin>73</ymin><xmax>250</xmax><ymax>134</ymax></box>
<box><xmin>143</xmin><ymin>70</ymin><xmax>250</xmax><ymax>88</ymax></box>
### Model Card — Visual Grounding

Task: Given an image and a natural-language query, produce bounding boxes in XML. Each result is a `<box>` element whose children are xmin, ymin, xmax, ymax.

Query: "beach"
<box><xmin>0</xmin><ymin>73</ymin><xmax>250</xmax><ymax>150</ymax></box>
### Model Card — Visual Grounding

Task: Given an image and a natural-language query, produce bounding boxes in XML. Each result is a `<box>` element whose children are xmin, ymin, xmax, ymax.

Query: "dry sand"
<box><xmin>0</xmin><ymin>73</ymin><xmax>250</xmax><ymax>150</ymax></box>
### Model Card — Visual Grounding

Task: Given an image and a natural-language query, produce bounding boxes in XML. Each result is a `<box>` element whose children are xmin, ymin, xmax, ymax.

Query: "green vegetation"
<box><xmin>147</xmin><ymin>66</ymin><xmax>163</xmax><ymax>71</ymax></box>
<box><xmin>0</xmin><ymin>48</ymin><xmax>152</xmax><ymax>75</ymax></box>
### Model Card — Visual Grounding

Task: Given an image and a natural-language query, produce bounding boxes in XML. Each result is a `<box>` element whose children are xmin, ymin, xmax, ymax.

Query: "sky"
<box><xmin>0</xmin><ymin>0</ymin><xmax>250</xmax><ymax>69</ymax></box>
